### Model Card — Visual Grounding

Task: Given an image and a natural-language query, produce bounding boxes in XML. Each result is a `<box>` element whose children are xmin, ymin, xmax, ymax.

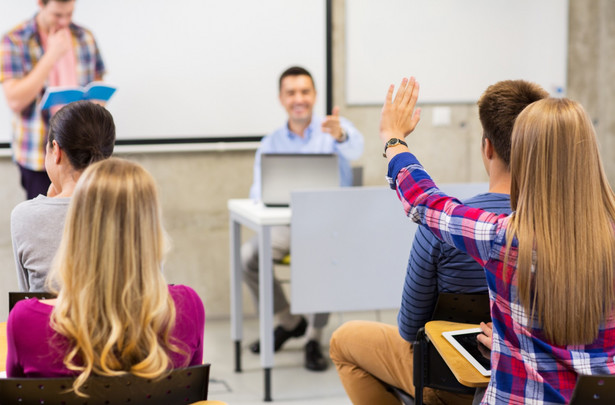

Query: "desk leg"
<box><xmin>264</xmin><ymin>367</ymin><xmax>272</xmax><ymax>402</ymax></box>
<box><xmin>258</xmin><ymin>226</ymin><xmax>274</xmax><ymax>401</ymax></box>
<box><xmin>229</xmin><ymin>217</ymin><xmax>243</xmax><ymax>373</ymax></box>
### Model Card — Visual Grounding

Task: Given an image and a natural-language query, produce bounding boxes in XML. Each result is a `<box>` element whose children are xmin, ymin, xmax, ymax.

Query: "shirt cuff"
<box><xmin>386</xmin><ymin>152</ymin><xmax>419</xmax><ymax>189</ymax></box>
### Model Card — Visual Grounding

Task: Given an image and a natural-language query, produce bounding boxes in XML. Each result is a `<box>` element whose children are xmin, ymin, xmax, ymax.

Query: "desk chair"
<box><xmin>412</xmin><ymin>293</ymin><xmax>491</xmax><ymax>405</ymax></box>
<box><xmin>569</xmin><ymin>375</ymin><xmax>615</xmax><ymax>404</ymax></box>
<box><xmin>8</xmin><ymin>291</ymin><xmax>56</xmax><ymax>312</ymax></box>
<box><xmin>0</xmin><ymin>364</ymin><xmax>213</xmax><ymax>405</ymax></box>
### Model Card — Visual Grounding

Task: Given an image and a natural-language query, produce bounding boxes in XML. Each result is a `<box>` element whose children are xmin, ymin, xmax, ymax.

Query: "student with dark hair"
<box><xmin>330</xmin><ymin>80</ymin><xmax>548</xmax><ymax>405</ymax></box>
<box><xmin>380</xmin><ymin>78</ymin><xmax>615</xmax><ymax>404</ymax></box>
<box><xmin>11</xmin><ymin>100</ymin><xmax>115</xmax><ymax>292</ymax></box>
<box><xmin>243</xmin><ymin>66</ymin><xmax>363</xmax><ymax>371</ymax></box>
<box><xmin>0</xmin><ymin>0</ymin><xmax>105</xmax><ymax>199</ymax></box>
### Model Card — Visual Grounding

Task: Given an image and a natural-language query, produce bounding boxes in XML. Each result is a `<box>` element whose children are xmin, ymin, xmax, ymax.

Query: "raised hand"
<box><xmin>379</xmin><ymin>77</ymin><xmax>421</xmax><ymax>145</ymax></box>
<box><xmin>322</xmin><ymin>106</ymin><xmax>346</xmax><ymax>142</ymax></box>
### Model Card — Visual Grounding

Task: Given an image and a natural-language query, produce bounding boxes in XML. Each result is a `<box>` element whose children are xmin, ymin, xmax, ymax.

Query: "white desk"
<box><xmin>228</xmin><ymin>183</ymin><xmax>489</xmax><ymax>401</ymax></box>
<box><xmin>228</xmin><ymin>199</ymin><xmax>290</xmax><ymax>402</ymax></box>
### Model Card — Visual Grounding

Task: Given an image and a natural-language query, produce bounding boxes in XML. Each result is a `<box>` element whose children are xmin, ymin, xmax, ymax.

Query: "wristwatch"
<box><xmin>383</xmin><ymin>138</ymin><xmax>408</xmax><ymax>157</ymax></box>
<box><xmin>337</xmin><ymin>129</ymin><xmax>348</xmax><ymax>143</ymax></box>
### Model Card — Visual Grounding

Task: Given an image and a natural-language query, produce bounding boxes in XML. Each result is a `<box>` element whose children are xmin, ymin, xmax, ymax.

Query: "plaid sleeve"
<box><xmin>73</xmin><ymin>25</ymin><xmax>106</xmax><ymax>82</ymax></box>
<box><xmin>391</xmin><ymin>153</ymin><xmax>505</xmax><ymax>267</ymax></box>
<box><xmin>93</xmin><ymin>37</ymin><xmax>105</xmax><ymax>79</ymax></box>
<box><xmin>0</xmin><ymin>33</ymin><xmax>25</xmax><ymax>82</ymax></box>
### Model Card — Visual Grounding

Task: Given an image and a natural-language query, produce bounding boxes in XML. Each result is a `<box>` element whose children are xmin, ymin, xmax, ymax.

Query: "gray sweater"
<box><xmin>11</xmin><ymin>196</ymin><xmax>70</xmax><ymax>292</ymax></box>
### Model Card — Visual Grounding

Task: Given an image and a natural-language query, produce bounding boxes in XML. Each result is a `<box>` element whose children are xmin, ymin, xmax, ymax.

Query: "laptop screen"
<box><xmin>260</xmin><ymin>153</ymin><xmax>340</xmax><ymax>207</ymax></box>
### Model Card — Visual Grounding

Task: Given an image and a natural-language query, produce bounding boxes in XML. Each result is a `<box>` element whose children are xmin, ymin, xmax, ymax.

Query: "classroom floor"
<box><xmin>204</xmin><ymin>310</ymin><xmax>400</xmax><ymax>404</ymax></box>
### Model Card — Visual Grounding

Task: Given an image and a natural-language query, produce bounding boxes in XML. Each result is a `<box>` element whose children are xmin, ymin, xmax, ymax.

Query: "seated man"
<box><xmin>329</xmin><ymin>80</ymin><xmax>548</xmax><ymax>404</ymax></box>
<box><xmin>243</xmin><ymin>66</ymin><xmax>363</xmax><ymax>371</ymax></box>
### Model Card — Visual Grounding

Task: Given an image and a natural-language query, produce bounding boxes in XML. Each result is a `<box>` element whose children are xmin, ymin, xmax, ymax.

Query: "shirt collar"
<box><xmin>22</xmin><ymin>15</ymin><xmax>39</xmax><ymax>40</ymax></box>
<box><xmin>285</xmin><ymin>117</ymin><xmax>317</xmax><ymax>140</ymax></box>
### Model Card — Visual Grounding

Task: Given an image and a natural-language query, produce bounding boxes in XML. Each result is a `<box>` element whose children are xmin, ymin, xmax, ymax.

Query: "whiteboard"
<box><xmin>346</xmin><ymin>0</ymin><xmax>568</xmax><ymax>105</ymax></box>
<box><xmin>0</xmin><ymin>0</ymin><xmax>326</xmax><ymax>143</ymax></box>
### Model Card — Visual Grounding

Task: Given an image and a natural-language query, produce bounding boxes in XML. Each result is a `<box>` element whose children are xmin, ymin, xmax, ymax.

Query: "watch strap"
<box><xmin>383</xmin><ymin>138</ymin><xmax>408</xmax><ymax>157</ymax></box>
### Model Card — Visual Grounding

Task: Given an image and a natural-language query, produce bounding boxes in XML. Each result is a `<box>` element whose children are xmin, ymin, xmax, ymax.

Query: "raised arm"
<box><xmin>380</xmin><ymin>77</ymin><xmax>421</xmax><ymax>156</ymax></box>
<box><xmin>380</xmin><ymin>78</ymin><xmax>505</xmax><ymax>266</ymax></box>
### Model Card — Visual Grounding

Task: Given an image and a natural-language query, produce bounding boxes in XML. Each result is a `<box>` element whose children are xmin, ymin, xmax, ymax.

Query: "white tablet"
<box><xmin>442</xmin><ymin>328</ymin><xmax>491</xmax><ymax>377</ymax></box>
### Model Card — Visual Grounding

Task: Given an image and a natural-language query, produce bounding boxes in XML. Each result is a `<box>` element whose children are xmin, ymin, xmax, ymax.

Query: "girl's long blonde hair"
<box><xmin>508</xmin><ymin>98</ymin><xmax>615</xmax><ymax>345</ymax></box>
<box><xmin>47</xmin><ymin>158</ymin><xmax>181</xmax><ymax>395</ymax></box>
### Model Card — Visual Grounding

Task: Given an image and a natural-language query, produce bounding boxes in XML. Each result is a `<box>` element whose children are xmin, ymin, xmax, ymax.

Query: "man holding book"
<box><xmin>0</xmin><ymin>0</ymin><xmax>105</xmax><ymax>199</ymax></box>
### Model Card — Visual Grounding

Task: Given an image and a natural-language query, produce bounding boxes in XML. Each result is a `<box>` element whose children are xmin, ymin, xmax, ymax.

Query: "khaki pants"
<box><xmin>330</xmin><ymin>320</ymin><xmax>474</xmax><ymax>405</ymax></box>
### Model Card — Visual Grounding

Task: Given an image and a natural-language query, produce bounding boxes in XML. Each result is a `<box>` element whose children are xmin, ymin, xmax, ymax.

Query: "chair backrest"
<box><xmin>0</xmin><ymin>363</ymin><xmax>210</xmax><ymax>405</ymax></box>
<box><xmin>569</xmin><ymin>375</ymin><xmax>615</xmax><ymax>404</ymax></box>
<box><xmin>9</xmin><ymin>291</ymin><xmax>56</xmax><ymax>312</ymax></box>
<box><xmin>413</xmin><ymin>293</ymin><xmax>491</xmax><ymax>405</ymax></box>
<box><xmin>431</xmin><ymin>292</ymin><xmax>491</xmax><ymax>324</ymax></box>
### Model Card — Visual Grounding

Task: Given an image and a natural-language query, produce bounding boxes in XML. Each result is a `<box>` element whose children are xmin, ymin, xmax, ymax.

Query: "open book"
<box><xmin>40</xmin><ymin>81</ymin><xmax>117</xmax><ymax>110</ymax></box>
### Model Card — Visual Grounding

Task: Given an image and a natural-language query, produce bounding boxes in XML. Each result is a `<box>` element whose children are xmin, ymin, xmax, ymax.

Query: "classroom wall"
<box><xmin>0</xmin><ymin>0</ymin><xmax>612</xmax><ymax>322</ymax></box>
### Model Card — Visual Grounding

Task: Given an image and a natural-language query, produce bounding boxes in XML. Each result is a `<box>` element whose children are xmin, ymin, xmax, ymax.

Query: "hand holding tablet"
<box><xmin>442</xmin><ymin>328</ymin><xmax>492</xmax><ymax>377</ymax></box>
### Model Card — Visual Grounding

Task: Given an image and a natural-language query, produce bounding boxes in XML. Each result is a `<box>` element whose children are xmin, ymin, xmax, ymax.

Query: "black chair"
<box><xmin>412</xmin><ymin>293</ymin><xmax>491</xmax><ymax>405</ymax></box>
<box><xmin>8</xmin><ymin>291</ymin><xmax>56</xmax><ymax>312</ymax></box>
<box><xmin>569</xmin><ymin>374</ymin><xmax>615</xmax><ymax>404</ymax></box>
<box><xmin>0</xmin><ymin>363</ymin><xmax>211</xmax><ymax>405</ymax></box>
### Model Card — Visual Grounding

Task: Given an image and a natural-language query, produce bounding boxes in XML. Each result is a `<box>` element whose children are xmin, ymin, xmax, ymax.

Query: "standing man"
<box><xmin>0</xmin><ymin>0</ymin><xmax>105</xmax><ymax>199</ymax></box>
<box><xmin>243</xmin><ymin>66</ymin><xmax>364</xmax><ymax>371</ymax></box>
<box><xmin>330</xmin><ymin>80</ymin><xmax>548</xmax><ymax>404</ymax></box>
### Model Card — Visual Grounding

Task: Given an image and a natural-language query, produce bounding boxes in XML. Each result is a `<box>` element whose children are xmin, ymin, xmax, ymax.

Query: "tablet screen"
<box><xmin>442</xmin><ymin>328</ymin><xmax>491</xmax><ymax>377</ymax></box>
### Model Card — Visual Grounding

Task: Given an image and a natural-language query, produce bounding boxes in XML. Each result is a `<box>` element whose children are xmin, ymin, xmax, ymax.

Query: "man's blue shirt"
<box><xmin>250</xmin><ymin>116</ymin><xmax>364</xmax><ymax>200</ymax></box>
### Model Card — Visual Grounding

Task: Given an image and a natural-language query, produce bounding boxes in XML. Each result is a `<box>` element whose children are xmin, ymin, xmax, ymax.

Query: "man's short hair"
<box><xmin>478</xmin><ymin>80</ymin><xmax>549</xmax><ymax>168</ymax></box>
<box><xmin>279</xmin><ymin>66</ymin><xmax>315</xmax><ymax>91</ymax></box>
<box><xmin>42</xmin><ymin>0</ymin><xmax>73</xmax><ymax>4</ymax></box>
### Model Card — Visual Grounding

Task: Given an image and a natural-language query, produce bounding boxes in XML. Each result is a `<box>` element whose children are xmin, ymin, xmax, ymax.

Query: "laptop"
<box><xmin>260</xmin><ymin>153</ymin><xmax>340</xmax><ymax>207</ymax></box>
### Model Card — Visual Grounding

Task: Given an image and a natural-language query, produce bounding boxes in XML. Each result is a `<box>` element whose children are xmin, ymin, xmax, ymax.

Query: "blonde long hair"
<box><xmin>508</xmin><ymin>98</ymin><xmax>615</xmax><ymax>345</ymax></box>
<box><xmin>48</xmin><ymin>158</ymin><xmax>180</xmax><ymax>395</ymax></box>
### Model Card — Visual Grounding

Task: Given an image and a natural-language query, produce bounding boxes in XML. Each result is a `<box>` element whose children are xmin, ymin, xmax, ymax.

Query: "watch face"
<box><xmin>387</xmin><ymin>138</ymin><xmax>399</xmax><ymax>146</ymax></box>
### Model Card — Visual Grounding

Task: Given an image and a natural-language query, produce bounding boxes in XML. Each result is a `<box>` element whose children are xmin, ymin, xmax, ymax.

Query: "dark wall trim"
<box><xmin>115</xmin><ymin>136</ymin><xmax>263</xmax><ymax>146</ymax></box>
<box><xmin>326</xmin><ymin>0</ymin><xmax>333</xmax><ymax>115</ymax></box>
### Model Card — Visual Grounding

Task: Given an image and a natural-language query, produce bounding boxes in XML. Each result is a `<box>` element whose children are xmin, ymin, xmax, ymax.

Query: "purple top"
<box><xmin>6</xmin><ymin>285</ymin><xmax>205</xmax><ymax>377</ymax></box>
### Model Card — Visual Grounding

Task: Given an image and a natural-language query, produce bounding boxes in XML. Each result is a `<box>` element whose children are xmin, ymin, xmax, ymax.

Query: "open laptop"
<box><xmin>260</xmin><ymin>153</ymin><xmax>340</xmax><ymax>207</ymax></box>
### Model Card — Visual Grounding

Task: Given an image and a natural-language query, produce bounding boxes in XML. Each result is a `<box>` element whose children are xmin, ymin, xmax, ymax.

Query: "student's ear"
<box><xmin>482</xmin><ymin>137</ymin><xmax>494</xmax><ymax>160</ymax></box>
<box><xmin>52</xmin><ymin>140</ymin><xmax>62</xmax><ymax>164</ymax></box>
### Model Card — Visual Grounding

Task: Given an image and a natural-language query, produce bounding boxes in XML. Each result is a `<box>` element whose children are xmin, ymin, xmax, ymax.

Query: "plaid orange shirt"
<box><xmin>0</xmin><ymin>15</ymin><xmax>105</xmax><ymax>171</ymax></box>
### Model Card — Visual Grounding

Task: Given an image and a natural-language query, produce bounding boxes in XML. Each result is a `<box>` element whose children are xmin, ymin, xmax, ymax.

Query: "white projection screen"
<box><xmin>0</xmin><ymin>0</ymin><xmax>327</xmax><ymax>144</ymax></box>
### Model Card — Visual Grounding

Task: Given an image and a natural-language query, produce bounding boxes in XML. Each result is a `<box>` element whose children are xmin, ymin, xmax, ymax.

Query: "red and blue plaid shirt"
<box><xmin>0</xmin><ymin>15</ymin><xmax>105</xmax><ymax>171</ymax></box>
<box><xmin>389</xmin><ymin>152</ymin><xmax>615</xmax><ymax>404</ymax></box>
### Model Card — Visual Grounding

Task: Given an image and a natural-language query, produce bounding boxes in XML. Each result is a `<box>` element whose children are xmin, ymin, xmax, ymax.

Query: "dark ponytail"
<box><xmin>48</xmin><ymin>101</ymin><xmax>116</xmax><ymax>170</ymax></box>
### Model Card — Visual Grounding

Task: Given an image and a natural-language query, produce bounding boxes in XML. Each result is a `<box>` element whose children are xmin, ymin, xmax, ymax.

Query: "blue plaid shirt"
<box><xmin>0</xmin><ymin>15</ymin><xmax>105</xmax><ymax>171</ymax></box>
<box><xmin>389</xmin><ymin>152</ymin><xmax>615</xmax><ymax>405</ymax></box>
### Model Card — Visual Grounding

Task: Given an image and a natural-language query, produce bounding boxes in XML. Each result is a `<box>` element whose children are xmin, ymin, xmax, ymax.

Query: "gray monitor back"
<box><xmin>261</xmin><ymin>153</ymin><xmax>339</xmax><ymax>207</ymax></box>
<box><xmin>290</xmin><ymin>183</ymin><xmax>491</xmax><ymax>314</ymax></box>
